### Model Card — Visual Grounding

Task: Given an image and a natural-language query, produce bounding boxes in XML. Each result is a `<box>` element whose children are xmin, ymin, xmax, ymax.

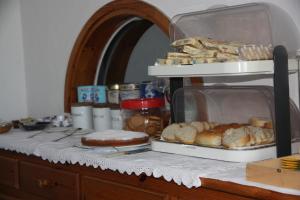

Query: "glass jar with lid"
<box><xmin>107</xmin><ymin>84</ymin><xmax>120</xmax><ymax>104</ymax></box>
<box><xmin>121</xmin><ymin>98</ymin><xmax>165</xmax><ymax>137</ymax></box>
<box><xmin>119</xmin><ymin>83</ymin><xmax>141</xmax><ymax>101</ymax></box>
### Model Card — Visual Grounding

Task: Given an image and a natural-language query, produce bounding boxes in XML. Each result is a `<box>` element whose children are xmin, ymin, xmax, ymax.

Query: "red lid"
<box><xmin>121</xmin><ymin>98</ymin><xmax>165</xmax><ymax>109</ymax></box>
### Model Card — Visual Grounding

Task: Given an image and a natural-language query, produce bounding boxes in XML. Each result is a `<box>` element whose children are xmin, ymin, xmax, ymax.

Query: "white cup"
<box><xmin>111</xmin><ymin>109</ymin><xmax>122</xmax><ymax>130</ymax></box>
<box><xmin>71</xmin><ymin>105</ymin><xmax>93</xmax><ymax>129</ymax></box>
<box><xmin>93</xmin><ymin>107</ymin><xmax>111</xmax><ymax>131</ymax></box>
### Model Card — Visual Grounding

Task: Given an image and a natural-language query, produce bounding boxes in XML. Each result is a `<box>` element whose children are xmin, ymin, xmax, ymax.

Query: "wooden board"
<box><xmin>246</xmin><ymin>154</ymin><xmax>300</xmax><ymax>190</ymax></box>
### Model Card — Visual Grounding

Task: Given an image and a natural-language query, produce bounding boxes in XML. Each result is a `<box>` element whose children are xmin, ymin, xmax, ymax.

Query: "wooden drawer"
<box><xmin>0</xmin><ymin>155</ymin><xmax>19</xmax><ymax>188</ymax></box>
<box><xmin>20</xmin><ymin>162</ymin><xmax>79</xmax><ymax>200</ymax></box>
<box><xmin>82</xmin><ymin>176</ymin><xmax>169</xmax><ymax>200</ymax></box>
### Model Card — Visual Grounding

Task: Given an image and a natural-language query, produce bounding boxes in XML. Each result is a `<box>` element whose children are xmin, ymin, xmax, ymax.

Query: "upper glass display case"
<box><xmin>148</xmin><ymin>3</ymin><xmax>300</xmax><ymax>77</ymax></box>
<box><xmin>169</xmin><ymin>3</ymin><xmax>300</xmax><ymax>58</ymax></box>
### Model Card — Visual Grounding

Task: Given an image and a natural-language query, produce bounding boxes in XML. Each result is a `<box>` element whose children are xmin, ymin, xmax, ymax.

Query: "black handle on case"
<box><xmin>273</xmin><ymin>45</ymin><xmax>292</xmax><ymax>157</ymax></box>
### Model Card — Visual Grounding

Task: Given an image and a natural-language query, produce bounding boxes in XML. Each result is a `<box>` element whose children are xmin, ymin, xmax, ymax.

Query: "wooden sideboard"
<box><xmin>0</xmin><ymin>149</ymin><xmax>299</xmax><ymax>200</ymax></box>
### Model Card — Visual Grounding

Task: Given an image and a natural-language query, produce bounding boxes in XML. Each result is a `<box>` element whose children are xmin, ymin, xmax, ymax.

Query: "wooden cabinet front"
<box><xmin>19</xmin><ymin>161</ymin><xmax>79</xmax><ymax>200</ymax></box>
<box><xmin>82</xmin><ymin>176</ymin><xmax>169</xmax><ymax>200</ymax></box>
<box><xmin>0</xmin><ymin>155</ymin><xmax>19</xmax><ymax>189</ymax></box>
<box><xmin>0</xmin><ymin>149</ymin><xmax>298</xmax><ymax>200</ymax></box>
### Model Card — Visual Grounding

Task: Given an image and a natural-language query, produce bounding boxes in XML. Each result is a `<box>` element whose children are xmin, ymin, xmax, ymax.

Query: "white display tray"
<box><xmin>148</xmin><ymin>59</ymin><xmax>298</xmax><ymax>77</ymax></box>
<box><xmin>151</xmin><ymin>139</ymin><xmax>300</xmax><ymax>162</ymax></box>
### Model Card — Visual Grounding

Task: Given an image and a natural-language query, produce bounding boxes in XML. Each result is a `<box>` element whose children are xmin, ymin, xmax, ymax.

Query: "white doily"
<box><xmin>0</xmin><ymin>129</ymin><xmax>299</xmax><ymax>196</ymax></box>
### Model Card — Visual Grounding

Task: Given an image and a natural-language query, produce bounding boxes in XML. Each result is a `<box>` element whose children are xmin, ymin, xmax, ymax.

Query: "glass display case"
<box><xmin>148</xmin><ymin>3</ymin><xmax>300</xmax><ymax>161</ymax></box>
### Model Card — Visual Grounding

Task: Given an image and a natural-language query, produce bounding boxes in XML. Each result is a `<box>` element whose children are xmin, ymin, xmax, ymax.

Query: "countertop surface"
<box><xmin>0</xmin><ymin>128</ymin><xmax>299</xmax><ymax>196</ymax></box>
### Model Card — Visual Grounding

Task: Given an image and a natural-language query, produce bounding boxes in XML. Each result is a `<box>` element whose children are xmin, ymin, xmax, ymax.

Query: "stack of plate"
<box><xmin>281</xmin><ymin>155</ymin><xmax>300</xmax><ymax>170</ymax></box>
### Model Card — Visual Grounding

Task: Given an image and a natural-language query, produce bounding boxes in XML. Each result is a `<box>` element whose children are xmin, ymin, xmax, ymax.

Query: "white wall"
<box><xmin>1</xmin><ymin>0</ymin><xmax>299</xmax><ymax>119</ymax></box>
<box><xmin>20</xmin><ymin>0</ymin><xmax>110</xmax><ymax>117</ymax></box>
<box><xmin>0</xmin><ymin>0</ymin><xmax>27</xmax><ymax>121</ymax></box>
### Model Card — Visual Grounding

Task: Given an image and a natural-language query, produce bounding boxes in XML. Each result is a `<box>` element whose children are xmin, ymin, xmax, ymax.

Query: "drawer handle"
<box><xmin>37</xmin><ymin>179</ymin><xmax>51</xmax><ymax>188</ymax></box>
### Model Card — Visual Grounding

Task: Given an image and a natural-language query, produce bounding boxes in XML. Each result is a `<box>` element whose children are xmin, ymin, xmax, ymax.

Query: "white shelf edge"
<box><xmin>148</xmin><ymin>59</ymin><xmax>298</xmax><ymax>77</ymax></box>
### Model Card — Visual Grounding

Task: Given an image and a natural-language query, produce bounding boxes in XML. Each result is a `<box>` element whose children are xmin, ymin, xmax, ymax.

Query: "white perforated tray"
<box><xmin>151</xmin><ymin>139</ymin><xmax>300</xmax><ymax>162</ymax></box>
<box><xmin>148</xmin><ymin>59</ymin><xmax>298</xmax><ymax>77</ymax></box>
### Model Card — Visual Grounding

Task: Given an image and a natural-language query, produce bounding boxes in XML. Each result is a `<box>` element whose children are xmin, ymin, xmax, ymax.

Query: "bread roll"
<box><xmin>249</xmin><ymin>117</ymin><xmax>269</xmax><ymax>128</ymax></box>
<box><xmin>190</xmin><ymin>121</ymin><xmax>204</xmax><ymax>133</ymax></box>
<box><xmin>247</xmin><ymin>126</ymin><xmax>275</xmax><ymax>145</ymax></box>
<box><xmin>247</xmin><ymin>126</ymin><xmax>266</xmax><ymax>145</ymax></box>
<box><xmin>161</xmin><ymin>124</ymin><xmax>180</xmax><ymax>142</ymax></box>
<box><xmin>263</xmin><ymin>121</ymin><xmax>273</xmax><ymax>129</ymax></box>
<box><xmin>195</xmin><ymin>130</ymin><xmax>222</xmax><ymax>146</ymax></box>
<box><xmin>209</xmin><ymin>122</ymin><xmax>218</xmax><ymax>129</ymax></box>
<box><xmin>222</xmin><ymin>127</ymin><xmax>251</xmax><ymax>148</ymax></box>
<box><xmin>263</xmin><ymin>128</ymin><xmax>275</xmax><ymax>143</ymax></box>
<box><xmin>202</xmin><ymin>122</ymin><xmax>210</xmax><ymax>131</ymax></box>
<box><xmin>213</xmin><ymin>123</ymin><xmax>243</xmax><ymax>134</ymax></box>
<box><xmin>174</xmin><ymin>125</ymin><xmax>197</xmax><ymax>144</ymax></box>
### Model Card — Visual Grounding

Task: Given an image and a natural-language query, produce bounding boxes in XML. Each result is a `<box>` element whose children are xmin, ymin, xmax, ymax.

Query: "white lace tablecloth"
<box><xmin>0</xmin><ymin>129</ymin><xmax>299</xmax><ymax>196</ymax></box>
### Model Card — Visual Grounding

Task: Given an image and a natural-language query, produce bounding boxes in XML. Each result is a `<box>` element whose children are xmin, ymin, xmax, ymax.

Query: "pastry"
<box><xmin>171</xmin><ymin>37</ymin><xmax>203</xmax><ymax>49</ymax></box>
<box><xmin>167</xmin><ymin>52</ymin><xmax>190</xmax><ymax>58</ymax></box>
<box><xmin>156</xmin><ymin>36</ymin><xmax>273</xmax><ymax>65</ymax></box>
<box><xmin>189</xmin><ymin>49</ymin><xmax>218</xmax><ymax>58</ymax></box>
<box><xmin>239</xmin><ymin>44</ymin><xmax>272</xmax><ymax>60</ymax></box>
<box><xmin>181</xmin><ymin>45</ymin><xmax>204</xmax><ymax>55</ymax></box>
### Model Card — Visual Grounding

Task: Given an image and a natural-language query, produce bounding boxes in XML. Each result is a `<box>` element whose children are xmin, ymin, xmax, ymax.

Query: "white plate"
<box><xmin>74</xmin><ymin>142</ymin><xmax>150</xmax><ymax>152</ymax></box>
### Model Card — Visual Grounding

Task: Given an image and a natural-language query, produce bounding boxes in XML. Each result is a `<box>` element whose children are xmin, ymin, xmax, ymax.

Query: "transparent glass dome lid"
<box><xmin>172</xmin><ymin>85</ymin><xmax>300</xmax><ymax>140</ymax></box>
<box><xmin>170</xmin><ymin>3</ymin><xmax>300</xmax><ymax>57</ymax></box>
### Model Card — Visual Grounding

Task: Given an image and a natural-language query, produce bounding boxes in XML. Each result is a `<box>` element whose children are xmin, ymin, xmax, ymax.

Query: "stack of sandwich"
<box><xmin>157</xmin><ymin>36</ymin><xmax>273</xmax><ymax>65</ymax></box>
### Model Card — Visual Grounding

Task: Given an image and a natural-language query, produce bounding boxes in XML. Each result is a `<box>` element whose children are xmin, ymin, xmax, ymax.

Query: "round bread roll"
<box><xmin>263</xmin><ymin>128</ymin><xmax>275</xmax><ymax>143</ymax></box>
<box><xmin>213</xmin><ymin>123</ymin><xmax>243</xmax><ymax>134</ymax></box>
<box><xmin>249</xmin><ymin>117</ymin><xmax>269</xmax><ymax>128</ymax></box>
<box><xmin>195</xmin><ymin>130</ymin><xmax>222</xmax><ymax>146</ymax></box>
<box><xmin>190</xmin><ymin>121</ymin><xmax>204</xmax><ymax>133</ymax></box>
<box><xmin>263</xmin><ymin>121</ymin><xmax>273</xmax><ymax>129</ymax></box>
<box><xmin>174</xmin><ymin>125</ymin><xmax>197</xmax><ymax>144</ymax></box>
<box><xmin>161</xmin><ymin>124</ymin><xmax>181</xmax><ymax>142</ymax></box>
<box><xmin>202</xmin><ymin>121</ymin><xmax>210</xmax><ymax>131</ymax></box>
<box><xmin>178</xmin><ymin>122</ymin><xmax>188</xmax><ymax>127</ymax></box>
<box><xmin>209</xmin><ymin>122</ymin><xmax>218</xmax><ymax>129</ymax></box>
<box><xmin>222</xmin><ymin>127</ymin><xmax>251</xmax><ymax>148</ymax></box>
<box><xmin>247</xmin><ymin>126</ymin><xmax>266</xmax><ymax>145</ymax></box>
